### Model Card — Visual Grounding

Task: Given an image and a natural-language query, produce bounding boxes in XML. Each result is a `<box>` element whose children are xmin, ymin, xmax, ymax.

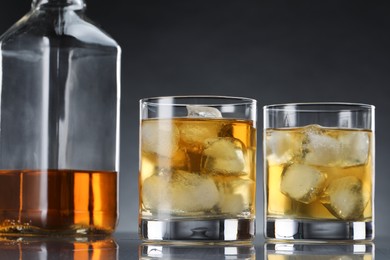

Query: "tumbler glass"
<box><xmin>139</xmin><ymin>96</ymin><xmax>257</xmax><ymax>242</ymax></box>
<box><xmin>264</xmin><ymin>103</ymin><xmax>374</xmax><ymax>240</ymax></box>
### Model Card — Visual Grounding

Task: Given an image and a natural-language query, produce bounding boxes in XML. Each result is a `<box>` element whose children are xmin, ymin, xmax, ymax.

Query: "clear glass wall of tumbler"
<box><xmin>264</xmin><ymin>103</ymin><xmax>374</xmax><ymax>241</ymax></box>
<box><xmin>139</xmin><ymin>96</ymin><xmax>257</xmax><ymax>242</ymax></box>
<box><xmin>0</xmin><ymin>0</ymin><xmax>121</xmax><ymax>235</ymax></box>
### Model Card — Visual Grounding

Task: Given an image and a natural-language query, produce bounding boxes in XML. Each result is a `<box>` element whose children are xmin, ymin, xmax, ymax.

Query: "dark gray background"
<box><xmin>1</xmin><ymin>0</ymin><xmax>389</xmax><ymax>236</ymax></box>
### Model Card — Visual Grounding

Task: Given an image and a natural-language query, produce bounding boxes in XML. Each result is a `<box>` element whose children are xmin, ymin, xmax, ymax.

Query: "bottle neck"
<box><xmin>32</xmin><ymin>0</ymin><xmax>85</xmax><ymax>10</ymax></box>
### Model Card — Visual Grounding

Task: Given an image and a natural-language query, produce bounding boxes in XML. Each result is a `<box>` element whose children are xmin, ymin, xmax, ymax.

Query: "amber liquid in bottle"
<box><xmin>0</xmin><ymin>169</ymin><xmax>117</xmax><ymax>235</ymax></box>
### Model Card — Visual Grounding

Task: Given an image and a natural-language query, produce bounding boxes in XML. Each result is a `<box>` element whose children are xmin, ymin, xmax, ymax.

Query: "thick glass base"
<box><xmin>140</xmin><ymin>218</ymin><xmax>255</xmax><ymax>243</ymax></box>
<box><xmin>266</xmin><ymin>218</ymin><xmax>373</xmax><ymax>241</ymax></box>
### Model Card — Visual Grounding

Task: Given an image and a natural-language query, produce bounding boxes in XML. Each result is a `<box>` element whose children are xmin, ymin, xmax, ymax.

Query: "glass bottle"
<box><xmin>0</xmin><ymin>0</ymin><xmax>121</xmax><ymax>235</ymax></box>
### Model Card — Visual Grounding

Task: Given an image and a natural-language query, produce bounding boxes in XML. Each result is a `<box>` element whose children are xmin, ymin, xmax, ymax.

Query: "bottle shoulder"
<box><xmin>0</xmin><ymin>9</ymin><xmax>120</xmax><ymax>49</ymax></box>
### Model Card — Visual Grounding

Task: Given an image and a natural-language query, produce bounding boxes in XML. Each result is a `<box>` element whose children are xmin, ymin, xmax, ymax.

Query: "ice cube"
<box><xmin>217</xmin><ymin>178</ymin><xmax>254</xmax><ymax>214</ymax></box>
<box><xmin>280</xmin><ymin>164</ymin><xmax>327</xmax><ymax>204</ymax></box>
<box><xmin>187</xmin><ymin>105</ymin><xmax>222</xmax><ymax>118</ymax></box>
<box><xmin>201</xmin><ymin>137</ymin><xmax>246</xmax><ymax>174</ymax></box>
<box><xmin>304</xmin><ymin>126</ymin><xmax>371</xmax><ymax>167</ymax></box>
<box><xmin>179</xmin><ymin>121</ymin><xmax>221</xmax><ymax>146</ymax></box>
<box><xmin>142</xmin><ymin>170</ymin><xmax>219</xmax><ymax>213</ymax></box>
<box><xmin>339</xmin><ymin>131</ymin><xmax>370</xmax><ymax>167</ymax></box>
<box><xmin>303</xmin><ymin>126</ymin><xmax>341</xmax><ymax>166</ymax></box>
<box><xmin>323</xmin><ymin>176</ymin><xmax>367</xmax><ymax>220</ymax></box>
<box><xmin>149</xmin><ymin>148</ymin><xmax>190</xmax><ymax>171</ymax></box>
<box><xmin>219</xmin><ymin>194</ymin><xmax>245</xmax><ymax>214</ymax></box>
<box><xmin>141</xmin><ymin>120</ymin><xmax>179</xmax><ymax>157</ymax></box>
<box><xmin>266</xmin><ymin>130</ymin><xmax>301</xmax><ymax>165</ymax></box>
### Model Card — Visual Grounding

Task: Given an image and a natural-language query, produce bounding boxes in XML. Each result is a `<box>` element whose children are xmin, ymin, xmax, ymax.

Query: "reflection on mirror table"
<box><xmin>1</xmin><ymin>233</ymin><xmax>390</xmax><ymax>259</ymax></box>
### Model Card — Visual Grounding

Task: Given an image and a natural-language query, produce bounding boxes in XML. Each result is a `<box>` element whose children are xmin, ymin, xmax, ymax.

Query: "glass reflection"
<box><xmin>139</xmin><ymin>243</ymin><xmax>255</xmax><ymax>259</ymax></box>
<box><xmin>0</xmin><ymin>235</ymin><xmax>118</xmax><ymax>259</ymax></box>
<box><xmin>265</xmin><ymin>241</ymin><xmax>374</xmax><ymax>259</ymax></box>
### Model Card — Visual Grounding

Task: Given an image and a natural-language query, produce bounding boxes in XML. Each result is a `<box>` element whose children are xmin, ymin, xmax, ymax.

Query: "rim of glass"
<box><xmin>141</xmin><ymin>95</ymin><xmax>257</xmax><ymax>106</ymax></box>
<box><xmin>263</xmin><ymin>102</ymin><xmax>374</xmax><ymax>112</ymax></box>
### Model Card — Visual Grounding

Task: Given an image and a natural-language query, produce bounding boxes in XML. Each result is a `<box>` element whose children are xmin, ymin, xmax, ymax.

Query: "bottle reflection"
<box><xmin>265</xmin><ymin>242</ymin><xmax>374</xmax><ymax>259</ymax></box>
<box><xmin>0</xmin><ymin>236</ymin><xmax>118</xmax><ymax>259</ymax></box>
<box><xmin>139</xmin><ymin>243</ymin><xmax>256</xmax><ymax>259</ymax></box>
